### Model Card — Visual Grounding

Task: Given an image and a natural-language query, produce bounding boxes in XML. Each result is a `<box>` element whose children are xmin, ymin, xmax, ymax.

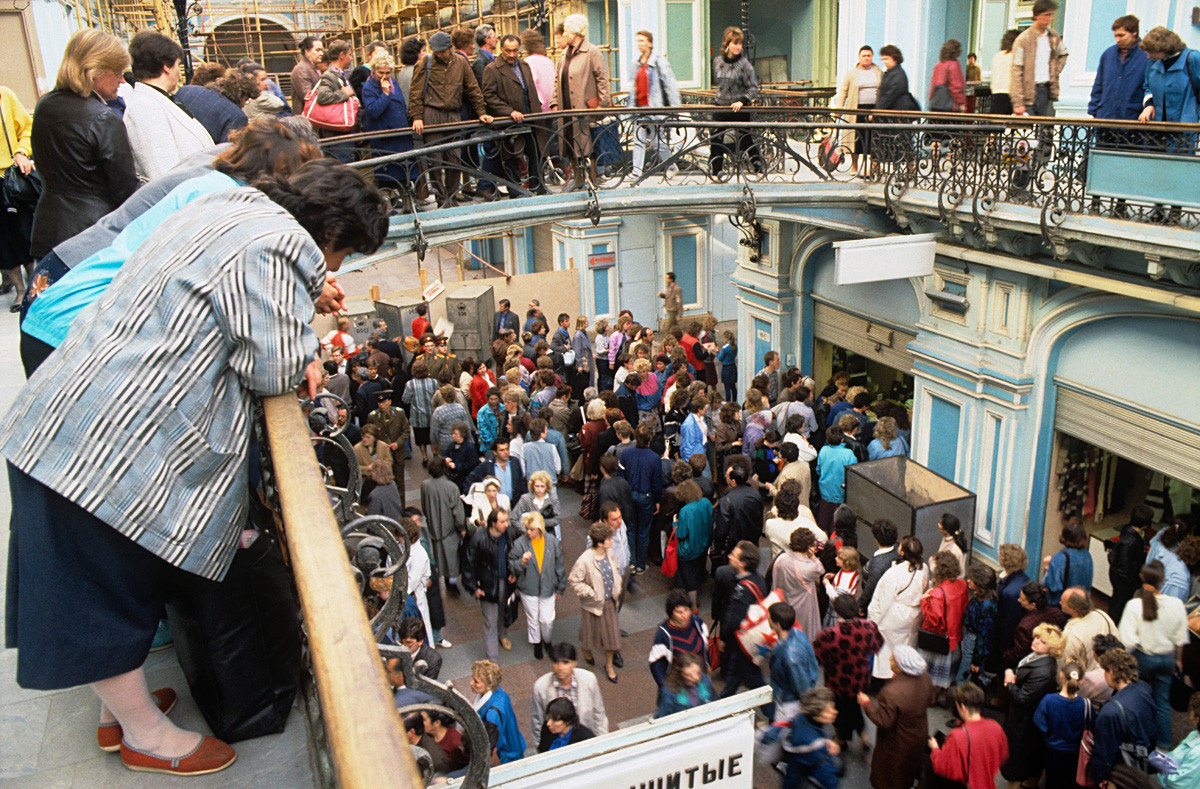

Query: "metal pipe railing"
<box><xmin>261</xmin><ymin>395</ymin><xmax>423</xmax><ymax>789</ymax></box>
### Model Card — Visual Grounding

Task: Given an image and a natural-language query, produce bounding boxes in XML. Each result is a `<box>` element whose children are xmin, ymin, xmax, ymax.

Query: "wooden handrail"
<box><xmin>262</xmin><ymin>395</ymin><xmax>422</xmax><ymax>789</ymax></box>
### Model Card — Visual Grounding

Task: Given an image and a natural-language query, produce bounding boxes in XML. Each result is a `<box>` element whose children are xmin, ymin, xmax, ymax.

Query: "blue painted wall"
<box><xmin>927</xmin><ymin>396</ymin><xmax>962</xmax><ymax>480</ymax></box>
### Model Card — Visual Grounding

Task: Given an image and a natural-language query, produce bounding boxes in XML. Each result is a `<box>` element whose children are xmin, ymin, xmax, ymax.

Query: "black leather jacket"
<box><xmin>30</xmin><ymin>90</ymin><xmax>139</xmax><ymax>257</ymax></box>
<box><xmin>461</xmin><ymin>525</ymin><xmax>521</xmax><ymax>603</ymax></box>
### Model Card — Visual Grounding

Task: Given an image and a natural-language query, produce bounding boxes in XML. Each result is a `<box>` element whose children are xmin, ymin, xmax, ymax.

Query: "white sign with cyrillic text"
<box><xmin>489</xmin><ymin>710</ymin><xmax>756</xmax><ymax>789</ymax></box>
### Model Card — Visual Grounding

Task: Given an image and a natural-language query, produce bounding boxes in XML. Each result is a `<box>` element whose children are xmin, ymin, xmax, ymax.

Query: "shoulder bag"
<box><xmin>929</xmin><ymin>64</ymin><xmax>954</xmax><ymax>112</ymax></box>
<box><xmin>1076</xmin><ymin>697</ymin><xmax>1097</xmax><ymax>786</ymax></box>
<box><xmin>0</xmin><ymin>103</ymin><xmax>41</xmax><ymax>210</ymax></box>
<box><xmin>302</xmin><ymin>73</ymin><xmax>360</xmax><ymax>131</ymax></box>
<box><xmin>662</xmin><ymin>526</ymin><xmax>679</xmax><ymax>578</ymax></box>
<box><xmin>1111</xmin><ymin>700</ymin><xmax>1150</xmax><ymax>773</ymax></box>
<box><xmin>917</xmin><ymin>587</ymin><xmax>952</xmax><ymax>655</ymax></box>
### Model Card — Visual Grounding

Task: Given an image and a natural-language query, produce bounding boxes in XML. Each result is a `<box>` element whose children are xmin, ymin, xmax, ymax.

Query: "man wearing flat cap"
<box><xmin>409</xmin><ymin>30</ymin><xmax>494</xmax><ymax>206</ymax></box>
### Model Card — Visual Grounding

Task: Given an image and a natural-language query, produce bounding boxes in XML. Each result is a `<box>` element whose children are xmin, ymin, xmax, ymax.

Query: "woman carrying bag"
<box><xmin>0</xmin><ymin>85</ymin><xmax>36</xmax><ymax>312</ymax></box>
<box><xmin>507</xmin><ymin>511</ymin><xmax>566</xmax><ymax>660</ymax></box>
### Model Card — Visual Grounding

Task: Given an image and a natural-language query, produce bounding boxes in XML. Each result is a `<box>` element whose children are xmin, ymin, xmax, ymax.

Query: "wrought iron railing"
<box><xmin>257</xmin><ymin>394</ymin><xmax>493</xmax><ymax>787</ymax></box>
<box><xmin>326</xmin><ymin>106</ymin><xmax>1200</xmax><ymax>241</ymax></box>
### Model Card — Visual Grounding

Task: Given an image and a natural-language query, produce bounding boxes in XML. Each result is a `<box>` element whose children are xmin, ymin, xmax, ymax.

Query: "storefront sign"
<box><xmin>482</xmin><ymin>691</ymin><xmax>766</xmax><ymax>789</ymax></box>
<box><xmin>834</xmin><ymin>233</ymin><xmax>937</xmax><ymax>285</ymax></box>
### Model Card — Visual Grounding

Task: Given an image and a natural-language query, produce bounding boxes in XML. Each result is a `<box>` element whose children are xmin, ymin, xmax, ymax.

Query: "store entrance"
<box><xmin>812</xmin><ymin>337</ymin><xmax>915</xmax><ymax>410</ymax></box>
<box><xmin>1044</xmin><ymin>432</ymin><xmax>1197</xmax><ymax>595</ymax></box>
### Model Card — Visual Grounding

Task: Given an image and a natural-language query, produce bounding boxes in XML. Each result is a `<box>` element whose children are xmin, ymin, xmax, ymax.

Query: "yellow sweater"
<box><xmin>0</xmin><ymin>87</ymin><xmax>33</xmax><ymax>172</ymax></box>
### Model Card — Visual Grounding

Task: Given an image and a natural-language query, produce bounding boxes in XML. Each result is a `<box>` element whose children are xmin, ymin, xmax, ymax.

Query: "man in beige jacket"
<box><xmin>1010</xmin><ymin>0</ymin><xmax>1070</xmax><ymax>116</ymax></box>
<box><xmin>1060</xmin><ymin>587</ymin><xmax>1117</xmax><ymax>673</ymax></box>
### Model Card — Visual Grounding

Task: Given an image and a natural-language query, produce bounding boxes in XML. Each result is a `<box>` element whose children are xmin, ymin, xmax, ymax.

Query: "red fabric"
<box><xmin>930</xmin><ymin>60</ymin><xmax>966</xmax><ymax>108</ymax></box>
<box><xmin>679</xmin><ymin>333</ymin><xmax>701</xmax><ymax>368</ymax></box>
<box><xmin>519</xmin><ymin>356</ymin><xmax>535</xmax><ymax>372</ymax></box>
<box><xmin>635</xmin><ymin>63</ymin><xmax>650</xmax><ymax>106</ymax></box>
<box><xmin>920</xmin><ymin>578</ymin><xmax>969</xmax><ymax>650</ymax></box>
<box><xmin>411</xmin><ymin>316</ymin><xmax>430</xmax><ymax>339</ymax></box>
<box><xmin>929</xmin><ymin>718</ymin><xmax>1008</xmax><ymax>789</ymax></box>
<box><xmin>469</xmin><ymin>373</ymin><xmax>490</xmax><ymax>417</ymax></box>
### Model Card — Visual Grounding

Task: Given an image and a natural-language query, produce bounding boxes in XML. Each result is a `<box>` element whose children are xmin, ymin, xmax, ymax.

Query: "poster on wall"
<box><xmin>487</xmin><ymin>710</ymin><xmax>756</xmax><ymax>789</ymax></box>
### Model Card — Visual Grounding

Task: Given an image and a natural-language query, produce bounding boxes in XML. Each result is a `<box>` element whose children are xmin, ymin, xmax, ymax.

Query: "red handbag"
<box><xmin>301</xmin><ymin>87</ymin><xmax>360</xmax><ymax>132</ymax></box>
<box><xmin>706</xmin><ymin>626</ymin><xmax>722</xmax><ymax>673</ymax></box>
<box><xmin>661</xmin><ymin>529</ymin><xmax>679</xmax><ymax>577</ymax></box>
<box><xmin>1076</xmin><ymin>699</ymin><xmax>1097</xmax><ymax>787</ymax></box>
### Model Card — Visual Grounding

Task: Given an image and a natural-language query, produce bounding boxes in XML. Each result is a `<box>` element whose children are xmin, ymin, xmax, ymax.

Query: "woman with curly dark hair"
<box><xmin>1</xmin><ymin>158</ymin><xmax>387</xmax><ymax>776</ymax></box>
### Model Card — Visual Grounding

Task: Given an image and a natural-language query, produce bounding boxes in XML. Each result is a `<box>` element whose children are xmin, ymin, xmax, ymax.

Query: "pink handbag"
<box><xmin>301</xmin><ymin>87</ymin><xmax>359</xmax><ymax>132</ymax></box>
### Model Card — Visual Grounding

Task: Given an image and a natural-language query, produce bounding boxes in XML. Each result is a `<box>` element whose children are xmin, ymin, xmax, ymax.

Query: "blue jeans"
<box><xmin>631</xmin><ymin>490</ymin><xmax>654</xmax><ymax>569</ymax></box>
<box><xmin>1133</xmin><ymin>649</ymin><xmax>1175</xmax><ymax>748</ymax></box>
<box><xmin>956</xmin><ymin>631</ymin><xmax>978</xmax><ymax>684</ymax></box>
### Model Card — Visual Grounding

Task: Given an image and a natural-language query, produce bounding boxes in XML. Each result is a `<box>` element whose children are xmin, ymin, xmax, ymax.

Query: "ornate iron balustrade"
<box><xmin>256</xmin><ymin>394</ymin><xmax>494</xmax><ymax>787</ymax></box>
<box><xmin>328</xmin><ymin>106</ymin><xmax>1200</xmax><ymax>246</ymax></box>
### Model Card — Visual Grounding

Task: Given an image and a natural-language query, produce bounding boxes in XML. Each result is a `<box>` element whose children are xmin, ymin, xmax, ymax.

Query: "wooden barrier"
<box><xmin>262</xmin><ymin>395</ymin><xmax>422</xmax><ymax>788</ymax></box>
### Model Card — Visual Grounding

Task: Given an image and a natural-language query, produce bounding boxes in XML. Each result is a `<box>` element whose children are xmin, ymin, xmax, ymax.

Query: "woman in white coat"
<box><xmin>867</xmin><ymin>536</ymin><xmax>930</xmax><ymax>682</ymax></box>
<box><xmin>402</xmin><ymin>516</ymin><xmax>434</xmax><ymax>645</ymax></box>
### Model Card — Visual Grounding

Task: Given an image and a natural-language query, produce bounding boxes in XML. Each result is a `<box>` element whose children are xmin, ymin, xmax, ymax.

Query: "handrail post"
<box><xmin>262</xmin><ymin>394</ymin><xmax>422</xmax><ymax>789</ymax></box>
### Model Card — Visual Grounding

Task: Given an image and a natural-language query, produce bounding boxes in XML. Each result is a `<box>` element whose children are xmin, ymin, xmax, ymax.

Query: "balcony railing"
<box><xmin>327</xmin><ymin>105</ymin><xmax>1200</xmax><ymax>238</ymax></box>
<box><xmin>258</xmin><ymin>395</ymin><xmax>494</xmax><ymax>787</ymax></box>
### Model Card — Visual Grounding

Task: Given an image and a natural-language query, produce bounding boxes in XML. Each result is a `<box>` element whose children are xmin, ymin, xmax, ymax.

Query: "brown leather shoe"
<box><xmin>499</xmin><ymin>637</ymin><xmax>513</xmax><ymax>651</ymax></box>
<box><xmin>121</xmin><ymin>735</ymin><xmax>236</xmax><ymax>776</ymax></box>
<box><xmin>97</xmin><ymin>688</ymin><xmax>178</xmax><ymax>752</ymax></box>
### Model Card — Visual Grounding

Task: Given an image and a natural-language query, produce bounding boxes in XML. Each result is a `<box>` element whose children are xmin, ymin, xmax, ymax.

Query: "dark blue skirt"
<box><xmin>5</xmin><ymin>463</ymin><xmax>173</xmax><ymax>689</ymax></box>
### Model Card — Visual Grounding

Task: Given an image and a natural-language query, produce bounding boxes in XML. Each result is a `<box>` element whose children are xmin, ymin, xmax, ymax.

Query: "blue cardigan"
<box><xmin>477</xmin><ymin>687</ymin><xmax>526</xmax><ymax>764</ymax></box>
<box><xmin>1088</xmin><ymin>44</ymin><xmax>1148</xmax><ymax>120</ymax></box>
<box><xmin>769</xmin><ymin>628</ymin><xmax>819</xmax><ymax>705</ymax></box>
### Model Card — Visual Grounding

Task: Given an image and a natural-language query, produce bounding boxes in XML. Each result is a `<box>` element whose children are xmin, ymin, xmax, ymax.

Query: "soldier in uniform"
<box><xmin>367</xmin><ymin>389</ymin><xmax>412</xmax><ymax>506</ymax></box>
<box><xmin>436</xmin><ymin>335</ymin><xmax>460</xmax><ymax>380</ymax></box>
<box><xmin>418</xmin><ymin>334</ymin><xmax>446</xmax><ymax>381</ymax></box>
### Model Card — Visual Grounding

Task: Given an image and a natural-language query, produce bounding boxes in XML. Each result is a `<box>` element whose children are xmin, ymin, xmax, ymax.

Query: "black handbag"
<box><xmin>1170</xmin><ymin>669</ymin><xmax>1193</xmax><ymax>712</ymax></box>
<box><xmin>0</xmin><ymin>103</ymin><xmax>40</xmax><ymax>210</ymax></box>
<box><xmin>917</xmin><ymin>588</ymin><xmax>952</xmax><ymax>655</ymax></box>
<box><xmin>165</xmin><ymin>495</ymin><xmax>302</xmax><ymax>743</ymax></box>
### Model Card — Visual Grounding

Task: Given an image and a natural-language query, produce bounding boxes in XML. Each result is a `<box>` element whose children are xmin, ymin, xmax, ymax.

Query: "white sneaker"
<box><xmin>435</xmin><ymin>638</ymin><xmax>452</xmax><ymax>649</ymax></box>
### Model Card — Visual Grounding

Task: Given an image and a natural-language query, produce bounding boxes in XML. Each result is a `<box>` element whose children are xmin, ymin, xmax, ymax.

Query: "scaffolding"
<box><xmin>72</xmin><ymin>0</ymin><xmax>619</xmax><ymax>92</ymax></box>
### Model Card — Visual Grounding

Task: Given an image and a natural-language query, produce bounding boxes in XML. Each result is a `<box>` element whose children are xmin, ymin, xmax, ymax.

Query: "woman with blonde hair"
<box><xmin>593</xmin><ymin>317</ymin><xmax>612</xmax><ymax>389</ymax></box>
<box><xmin>867</xmin><ymin>415</ymin><xmax>908</xmax><ymax>459</ymax></box>
<box><xmin>469</xmin><ymin>660</ymin><xmax>526</xmax><ymax>763</ymax></box>
<box><xmin>551</xmin><ymin>13</ymin><xmax>611</xmax><ymax>172</ymax></box>
<box><xmin>30</xmin><ymin>29</ymin><xmax>138</xmax><ymax>259</ymax></box>
<box><xmin>1001</xmin><ymin>622</ymin><xmax>1065</xmax><ymax>788</ymax></box>
<box><xmin>511</xmin><ymin>468</ymin><xmax>562</xmax><ymax>539</ymax></box>
<box><xmin>507</xmin><ymin>511</ymin><xmax>566</xmax><ymax>659</ymax></box>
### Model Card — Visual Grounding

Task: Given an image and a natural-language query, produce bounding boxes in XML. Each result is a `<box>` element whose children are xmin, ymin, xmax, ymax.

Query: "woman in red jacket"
<box><xmin>929</xmin><ymin>682</ymin><xmax>1009</xmax><ymax>789</ymax></box>
<box><xmin>918</xmin><ymin>551</ymin><xmax>969</xmax><ymax>702</ymax></box>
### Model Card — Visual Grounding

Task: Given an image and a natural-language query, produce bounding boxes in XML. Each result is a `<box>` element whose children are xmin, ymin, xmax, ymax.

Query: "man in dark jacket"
<box><xmin>409</xmin><ymin>31</ymin><xmax>493</xmax><ymax>206</ymax></box>
<box><xmin>714</xmin><ymin>541</ymin><xmax>767</xmax><ymax>700</ymax></box>
<box><xmin>461</xmin><ymin>508</ymin><xmax>521</xmax><ymax>662</ymax></box>
<box><xmin>1107</xmin><ymin>504</ymin><xmax>1150</xmax><ymax>624</ymax></box>
<box><xmin>465</xmin><ymin>436</ymin><xmax>527</xmax><ymax>503</ymax></box>
<box><xmin>1088</xmin><ymin>648</ymin><xmax>1155</xmax><ymax>784</ymax></box>
<box><xmin>482</xmin><ymin>34</ymin><xmax>546</xmax><ymax>195</ymax></box>
<box><xmin>712</xmin><ymin>456</ymin><xmax>763</xmax><ymax>566</ymax></box>
<box><xmin>493</xmin><ymin>299</ymin><xmax>521</xmax><ymax>340</ymax></box>
<box><xmin>859</xmin><ymin>517</ymin><xmax>899</xmax><ymax>614</ymax></box>
<box><xmin>620</xmin><ymin>423</ymin><xmax>664</xmax><ymax>575</ymax></box>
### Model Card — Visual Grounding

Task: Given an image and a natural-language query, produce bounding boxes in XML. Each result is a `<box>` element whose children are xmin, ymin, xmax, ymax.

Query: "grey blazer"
<box><xmin>0</xmin><ymin>188</ymin><xmax>324</xmax><ymax>580</ymax></box>
<box><xmin>507</xmin><ymin>531</ymin><xmax>566</xmax><ymax>598</ymax></box>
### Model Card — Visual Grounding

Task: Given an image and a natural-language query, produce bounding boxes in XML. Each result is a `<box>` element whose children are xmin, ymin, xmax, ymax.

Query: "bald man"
<box><xmin>1060</xmin><ymin>587</ymin><xmax>1117</xmax><ymax>672</ymax></box>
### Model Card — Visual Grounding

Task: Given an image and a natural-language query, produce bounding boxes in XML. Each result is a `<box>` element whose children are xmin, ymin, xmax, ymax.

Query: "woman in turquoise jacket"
<box><xmin>673</xmin><ymin>479</ymin><xmax>714</xmax><ymax>607</ymax></box>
